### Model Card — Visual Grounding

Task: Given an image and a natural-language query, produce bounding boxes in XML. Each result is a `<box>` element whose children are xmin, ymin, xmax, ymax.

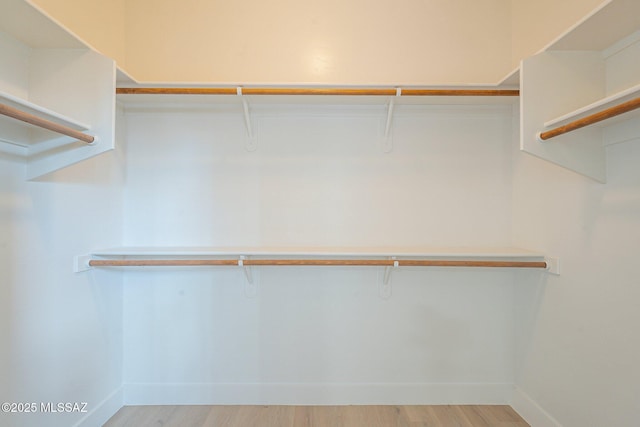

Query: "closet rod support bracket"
<box><xmin>237</xmin><ymin>87</ymin><xmax>258</xmax><ymax>151</ymax></box>
<box><xmin>378</xmin><ymin>257</ymin><xmax>397</xmax><ymax>299</ymax></box>
<box><xmin>239</xmin><ymin>256</ymin><xmax>258</xmax><ymax>297</ymax></box>
<box><xmin>238</xmin><ymin>256</ymin><xmax>253</xmax><ymax>283</ymax></box>
<box><xmin>381</xmin><ymin>88</ymin><xmax>401</xmax><ymax>153</ymax></box>
<box><xmin>74</xmin><ymin>255</ymin><xmax>93</xmax><ymax>273</ymax></box>
<box><xmin>545</xmin><ymin>256</ymin><xmax>560</xmax><ymax>275</ymax></box>
<box><xmin>383</xmin><ymin>258</ymin><xmax>399</xmax><ymax>285</ymax></box>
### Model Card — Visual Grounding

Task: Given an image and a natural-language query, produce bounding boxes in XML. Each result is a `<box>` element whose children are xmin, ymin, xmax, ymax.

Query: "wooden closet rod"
<box><xmin>401</xmin><ymin>89</ymin><xmax>519</xmax><ymax>96</ymax></box>
<box><xmin>0</xmin><ymin>102</ymin><xmax>94</xmax><ymax>144</ymax></box>
<box><xmin>539</xmin><ymin>96</ymin><xmax>640</xmax><ymax>140</ymax></box>
<box><xmin>115</xmin><ymin>87</ymin><xmax>519</xmax><ymax>97</ymax></box>
<box><xmin>89</xmin><ymin>259</ymin><xmax>239</xmax><ymax>267</ymax></box>
<box><xmin>88</xmin><ymin>258</ymin><xmax>547</xmax><ymax>269</ymax></box>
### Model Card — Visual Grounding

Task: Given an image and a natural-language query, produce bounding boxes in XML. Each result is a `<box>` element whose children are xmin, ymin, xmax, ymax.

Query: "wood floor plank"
<box><xmin>472</xmin><ymin>405</ymin><xmax>530</xmax><ymax>426</ymax></box>
<box><xmin>435</xmin><ymin>405</ymin><xmax>478</xmax><ymax>427</ymax></box>
<box><xmin>203</xmin><ymin>405</ymin><xmax>295</xmax><ymax>427</ymax></box>
<box><xmin>104</xmin><ymin>404</ymin><xmax>530</xmax><ymax>427</ymax></box>
<box><xmin>402</xmin><ymin>405</ymin><xmax>448</xmax><ymax>426</ymax></box>
<box><xmin>342</xmin><ymin>405</ymin><xmax>409</xmax><ymax>427</ymax></box>
<box><xmin>104</xmin><ymin>405</ymin><xmax>177</xmax><ymax>427</ymax></box>
<box><xmin>201</xmin><ymin>405</ymin><xmax>239</xmax><ymax>426</ymax></box>
<box><xmin>293</xmin><ymin>405</ymin><xmax>344</xmax><ymax>427</ymax></box>
<box><xmin>101</xmin><ymin>405</ymin><xmax>135</xmax><ymax>427</ymax></box>
<box><xmin>457</xmin><ymin>406</ymin><xmax>492</xmax><ymax>427</ymax></box>
<box><xmin>163</xmin><ymin>405</ymin><xmax>212</xmax><ymax>427</ymax></box>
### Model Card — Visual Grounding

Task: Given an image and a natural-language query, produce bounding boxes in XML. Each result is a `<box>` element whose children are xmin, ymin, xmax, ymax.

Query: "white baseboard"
<box><xmin>511</xmin><ymin>387</ymin><xmax>562</xmax><ymax>427</ymax></box>
<box><xmin>124</xmin><ymin>382</ymin><xmax>513</xmax><ymax>406</ymax></box>
<box><xmin>73</xmin><ymin>386</ymin><xmax>123</xmax><ymax>427</ymax></box>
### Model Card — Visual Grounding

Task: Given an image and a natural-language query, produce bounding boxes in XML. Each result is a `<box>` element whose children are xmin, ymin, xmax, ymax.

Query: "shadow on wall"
<box><xmin>514</xmin><ymin>269</ymin><xmax>550</xmax><ymax>383</ymax></box>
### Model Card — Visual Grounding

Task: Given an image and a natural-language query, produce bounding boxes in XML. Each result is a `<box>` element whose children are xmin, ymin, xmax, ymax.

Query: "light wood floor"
<box><xmin>104</xmin><ymin>405</ymin><xmax>530</xmax><ymax>427</ymax></box>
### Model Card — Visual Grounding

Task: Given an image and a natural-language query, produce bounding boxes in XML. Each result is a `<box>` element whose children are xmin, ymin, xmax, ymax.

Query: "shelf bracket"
<box><xmin>238</xmin><ymin>256</ymin><xmax>258</xmax><ymax>297</ymax></box>
<box><xmin>238</xmin><ymin>256</ymin><xmax>253</xmax><ymax>283</ymax></box>
<box><xmin>381</xmin><ymin>88</ymin><xmax>401</xmax><ymax>153</ymax></box>
<box><xmin>237</xmin><ymin>87</ymin><xmax>257</xmax><ymax>151</ymax></box>
<box><xmin>378</xmin><ymin>257</ymin><xmax>398</xmax><ymax>299</ymax></box>
<box><xmin>383</xmin><ymin>259</ymin><xmax>399</xmax><ymax>284</ymax></box>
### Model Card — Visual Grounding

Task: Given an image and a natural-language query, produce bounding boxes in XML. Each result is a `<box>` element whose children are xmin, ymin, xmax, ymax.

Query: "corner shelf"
<box><xmin>0</xmin><ymin>0</ymin><xmax>116</xmax><ymax>179</ymax></box>
<box><xmin>520</xmin><ymin>0</ymin><xmax>640</xmax><ymax>183</ymax></box>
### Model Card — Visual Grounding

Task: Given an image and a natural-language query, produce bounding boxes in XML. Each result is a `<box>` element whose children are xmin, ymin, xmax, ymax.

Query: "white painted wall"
<box><xmin>0</xmin><ymin>145</ymin><xmax>125</xmax><ymax>425</ymax></box>
<box><xmin>122</xmin><ymin>104</ymin><xmax>515</xmax><ymax>247</ymax></box>
<box><xmin>0</xmin><ymin>31</ymin><xmax>30</xmax><ymax>99</ymax></box>
<box><xmin>512</xmin><ymin>136</ymin><xmax>640</xmax><ymax>425</ymax></box>
<box><xmin>120</xmin><ymin>102</ymin><xmax>533</xmax><ymax>404</ymax></box>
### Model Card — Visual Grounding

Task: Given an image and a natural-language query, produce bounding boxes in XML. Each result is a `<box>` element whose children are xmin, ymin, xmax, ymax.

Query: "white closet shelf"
<box><xmin>546</xmin><ymin>0</ymin><xmax>640</xmax><ymax>52</ymax></box>
<box><xmin>0</xmin><ymin>0</ymin><xmax>85</xmax><ymax>49</ymax></box>
<box><xmin>0</xmin><ymin>92</ymin><xmax>95</xmax><ymax>151</ymax></box>
<box><xmin>520</xmin><ymin>0</ymin><xmax>640</xmax><ymax>183</ymax></box>
<box><xmin>75</xmin><ymin>246</ymin><xmax>557</xmax><ymax>273</ymax></box>
<box><xmin>87</xmin><ymin>246</ymin><xmax>541</xmax><ymax>257</ymax></box>
<box><xmin>542</xmin><ymin>83</ymin><xmax>640</xmax><ymax>129</ymax></box>
<box><xmin>0</xmin><ymin>91</ymin><xmax>91</xmax><ymax>132</ymax></box>
<box><xmin>0</xmin><ymin>0</ymin><xmax>116</xmax><ymax>179</ymax></box>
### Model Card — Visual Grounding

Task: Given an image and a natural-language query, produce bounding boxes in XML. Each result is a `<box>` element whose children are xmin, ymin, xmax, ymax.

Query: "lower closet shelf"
<box><xmin>74</xmin><ymin>246</ymin><xmax>558</xmax><ymax>274</ymax></box>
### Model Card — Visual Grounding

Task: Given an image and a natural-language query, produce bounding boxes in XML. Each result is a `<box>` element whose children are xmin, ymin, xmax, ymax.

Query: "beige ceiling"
<box><xmin>29</xmin><ymin>0</ymin><xmax>605</xmax><ymax>84</ymax></box>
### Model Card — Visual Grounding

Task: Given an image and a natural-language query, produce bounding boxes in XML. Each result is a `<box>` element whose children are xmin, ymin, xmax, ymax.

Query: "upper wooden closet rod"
<box><xmin>116</xmin><ymin>87</ymin><xmax>519</xmax><ymax>97</ymax></box>
<box><xmin>539</xmin><ymin>96</ymin><xmax>640</xmax><ymax>140</ymax></box>
<box><xmin>0</xmin><ymin>102</ymin><xmax>94</xmax><ymax>144</ymax></box>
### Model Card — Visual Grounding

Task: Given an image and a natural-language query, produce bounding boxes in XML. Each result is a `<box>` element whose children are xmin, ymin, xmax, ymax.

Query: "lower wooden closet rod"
<box><xmin>88</xmin><ymin>259</ymin><xmax>547</xmax><ymax>268</ymax></box>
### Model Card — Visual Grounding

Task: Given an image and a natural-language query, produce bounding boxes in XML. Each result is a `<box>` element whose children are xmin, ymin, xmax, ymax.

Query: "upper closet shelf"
<box><xmin>521</xmin><ymin>0</ymin><xmax>640</xmax><ymax>183</ymax></box>
<box><xmin>87</xmin><ymin>245</ymin><xmax>543</xmax><ymax>258</ymax></box>
<box><xmin>545</xmin><ymin>0</ymin><xmax>640</xmax><ymax>51</ymax></box>
<box><xmin>0</xmin><ymin>0</ymin><xmax>116</xmax><ymax>179</ymax></box>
